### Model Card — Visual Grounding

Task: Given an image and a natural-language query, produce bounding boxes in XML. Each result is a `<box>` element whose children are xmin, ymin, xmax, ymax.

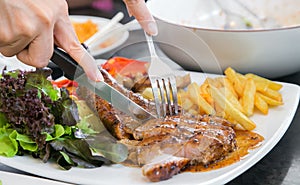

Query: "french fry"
<box><xmin>245</xmin><ymin>73</ymin><xmax>283</xmax><ymax>91</ymax></box>
<box><xmin>215</xmin><ymin>77</ymin><xmax>227</xmax><ymax>86</ymax></box>
<box><xmin>177</xmin><ymin>89</ymin><xmax>189</xmax><ymax>106</ymax></box>
<box><xmin>254</xmin><ymin>93</ymin><xmax>269</xmax><ymax>114</ymax></box>
<box><xmin>187</xmin><ymin>82</ymin><xmax>216</xmax><ymax>115</ymax></box>
<box><xmin>247</xmin><ymin>75</ymin><xmax>282</xmax><ymax>102</ymax></box>
<box><xmin>236</xmin><ymin>73</ymin><xmax>247</xmax><ymax>84</ymax></box>
<box><xmin>200</xmin><ymin>82</ymin><xmax>214</xmax><ymax>106</ymax></box>
<box><xmin>256</xmin><ymin>87</ymin><xmax>283</xmax><ymax>102</ymax></box>
<box><xmin>240</xmin><ymin>78</ymin><xmax>256</xmax><ymax>116</ymax></box>
<box><xmin>254</xmin><ymin>81</ymin><xmax>271</xmax><ymax>92</ymax></box>
<box><xmin>257</xmin><ymin>92</ymin><xmax>284</xmax><ymax>106</ymax></box>
<box><xmin>219</xmin><ymin>87</ymin><xmax>244</xmax><ymax>113</ymax></box>
<box><xmin>224</xmin><ymin>67</ymin><xmax>244</xmax><ymax>97</ymax></box>
<box><xmin>214</xmin><ymin>102</ymin><xmax>226</xmax><ymax>117</ymax></box>
<box><xmin>223</xmin><ymin>78</ymin><xmax>239</xmax><ymax>98</ymax></box>
<box><xmin>181</xmin><ymin>98</ymin><xmax>194</xmax><ymax>111</ymax></box>
<box><xmin>206</xmin><ymin>77</ymin><xmax>223</xmax><ymax>88</ymax></box>
<box><xmin>141</xmin><ymin>87</ymin><xmax>154</xmax><ymax>100</ymax></box>
<box><xmin>209</xmin><ymin>85</ymin><xmax>256</xmax><ymax>130</ymax></box>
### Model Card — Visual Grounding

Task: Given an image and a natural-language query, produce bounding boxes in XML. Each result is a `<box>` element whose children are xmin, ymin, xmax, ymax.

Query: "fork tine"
<box><xmin>169</xmin><ymin>76</ymin><xmax>179</xmax><ymax>115</ymax></box>
<box><xmin>157</xmin><ymin>78</ymin><xmax>167</xmax><ymax>117</ymax></box>
<box><xmin>150</xmin><ymin>78</ymin><xmax>163</xmax><ymax>118</ymax></box>
<box><xmin>164</xmin><ymin>78</ymin><xmax>173</xmax><ymax>116</ymax></box>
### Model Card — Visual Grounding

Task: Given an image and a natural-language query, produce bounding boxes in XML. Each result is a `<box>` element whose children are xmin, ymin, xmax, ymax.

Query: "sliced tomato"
<box><xmin>51</xmin><ymin>79</ymin><xmax>78</xmax><ymax>88</ymax></box>
<box><xmin>52</xmin><ymin>79</ymin><xmax>78</xmax><ymax>96</ymax></box>
<box><xmin>102</xmin><ymin>57</ymin><xmax>148</xmax><ymax>77</ymax></box>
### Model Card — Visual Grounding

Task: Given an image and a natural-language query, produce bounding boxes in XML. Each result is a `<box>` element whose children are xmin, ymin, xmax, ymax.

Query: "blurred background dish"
<box><xmin>70</xmin><ymin>15</ymin><xmax>129</xmax><ymax>57</ymax></box>
<box><xmin>147</xmin><ymin>0</ymin><xmax>300</xmax><ymax>78</ymax></box>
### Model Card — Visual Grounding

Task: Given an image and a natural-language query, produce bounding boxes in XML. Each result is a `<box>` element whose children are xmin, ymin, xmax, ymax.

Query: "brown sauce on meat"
<box><xmin>184</xmin><ymin>130</ymin><xmax>264</xmax><ymax>172</ymax></box>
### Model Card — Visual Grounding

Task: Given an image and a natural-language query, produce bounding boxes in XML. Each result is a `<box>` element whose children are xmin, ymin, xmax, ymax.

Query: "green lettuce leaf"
<box><xmin>59</xmin><ymin>151</ymin><xmax>74</xmax><ymax>165</ymax></box>
<box><xmin>77</xmin><ymin>115</ymin><xmax>99</xmax><ymax>135</ymax></box>
<box><xmin>76</xmin><ymin>100</ymin><xmax>106</xmax><ymax>134</ymax></box>
<box><xmin>50</xmin><ymin>89</ymin><xmax>79</xmax><ymax>126</ymax></box>
<box><xmin>9</xmin><ymin>130</ymin><xmax>38</xmax><ymax>152</ymax></box>
<box><xmin>75</xmin><ymin>100</ymin><xmax>128</xmax><ymax>163</ymax></box>
<box><xmin>45</xmin><ymin>124</ymin><xmax>72</xmax><ymax>141</ymax></box>
<box><xmin>6</xmin><ymin>70</ymin><xmax>19</xmax><ymax>79</ymax></box>
<box><xmin>0</xmin><ymin>128</ymin><xmax>18</xmax><ymax>157</ymax></box>
<box><xmin>50</xmin><ymin>139</ymin><xmax>110</xmax><ymax>169</ymax></box>
<box><xmin>64</xmin><ymin>126</ymin><xmax>72</xmax><ymax>135</ymax></box>
<box><xmin>86</xmin><ymin>132</ymin><xmax>128</xmax><ymax>163</ymax></box>
<box><xmin>25</xmin><ymin>70</ymin><xmax>59</xmax><ymax>101</ymax></box>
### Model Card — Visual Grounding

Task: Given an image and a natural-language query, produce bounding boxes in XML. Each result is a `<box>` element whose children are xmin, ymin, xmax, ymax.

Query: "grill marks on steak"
<box><xmin>142</xmin><ymin>155</ymin><xmax>190</xmax><ymax>182</ymax></box>
<box><xmin>121</xmin><ymin>115</ymin><xmax>236</xmax><ymax>181</ymax></box>
<box><xmin>79</xmin><ymin>68</ymin><xmax>237</xmax><ymax>182</ymax></box>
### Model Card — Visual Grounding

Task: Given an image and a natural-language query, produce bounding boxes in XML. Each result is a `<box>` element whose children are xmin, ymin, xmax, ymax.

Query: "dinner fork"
<box><xmin>144</xmin><ymin>31</ymin><xmax>179</xmax><ymax>118</ymax></box>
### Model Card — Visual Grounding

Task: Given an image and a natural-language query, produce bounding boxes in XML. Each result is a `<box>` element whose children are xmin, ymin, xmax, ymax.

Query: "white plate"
<box><xmin>70</xmin><ymin>15</ymin><xmax>129</xmax><ymax>57</ymax></box>
<box><xmin>0</xmin><ymin>171</ymin><xmax>69</xmax><ymax>185</ymax></box>
<box><xmin>0</xmin><ymin>57</ymin><xmax>299</xmax><ymax>185</ymax></box>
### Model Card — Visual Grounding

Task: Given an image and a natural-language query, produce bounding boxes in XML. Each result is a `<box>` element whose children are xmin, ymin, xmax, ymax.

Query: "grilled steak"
<box><xmin>142</xmin><ymin>155</ymin><xmax>190</xmax><ymax>182</ymax></box>
<box><xmin>78</xmin><ymin>68</ymin><xmax>237</xmax><ymax>182</ymax></box>
<box><xmin>121</xmin><ymin>115</ymin><xmax>236</xmax><ymax>181</ymax></box>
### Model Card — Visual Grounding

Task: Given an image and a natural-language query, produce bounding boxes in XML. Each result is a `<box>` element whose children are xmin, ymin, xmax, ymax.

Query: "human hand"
<box><xmin>123</xmin><ymin>0</ymin><xmax>158</xmax><ymax>36</ymax></box>
<box><xmin>0</xmin><ymin>0</ymin><xmax>103</xmax><ymax>81</ymax></box>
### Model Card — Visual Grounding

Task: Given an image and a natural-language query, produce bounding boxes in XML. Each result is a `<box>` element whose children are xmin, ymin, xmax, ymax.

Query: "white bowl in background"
<box><xmin>147</xmin><ymin>0</ymin><xmax>300</xmax><ymax>78</ymax></box>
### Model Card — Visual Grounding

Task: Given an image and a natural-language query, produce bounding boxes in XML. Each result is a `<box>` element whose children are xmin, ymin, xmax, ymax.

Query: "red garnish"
<box><xmin>52</xmin><ymin>79</ymin><xmax>78</xmax><ymax>96</ymax></box>
<box><xmin>102</xmin><ymin>57</ymin><xmax>148</xmax><ymax>77</ymax></box>
<box><xmin>52</xmin><ymin>79</ymin><xmax>78</xmax><ymax>88</ymax></box>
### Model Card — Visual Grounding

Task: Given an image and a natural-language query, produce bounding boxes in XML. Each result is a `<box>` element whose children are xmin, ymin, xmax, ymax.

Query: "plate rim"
<box><xmin>0</xmin><ymin>170</ymin><xmax>69</xmax><ymax>185</ymax></box>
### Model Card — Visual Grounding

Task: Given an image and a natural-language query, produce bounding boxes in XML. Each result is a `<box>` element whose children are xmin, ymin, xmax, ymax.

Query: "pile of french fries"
<box><xmin>177</xmin><ymin>67</ymin><xmax>283</xmax><ymax>131</ymax></box>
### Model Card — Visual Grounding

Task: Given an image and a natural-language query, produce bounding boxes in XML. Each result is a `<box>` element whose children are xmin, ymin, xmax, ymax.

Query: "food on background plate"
<box><xmin>72</xmin><ymin>20</ymin><xmax>116</xmax><ymax>49</ymax></box>
<box><xmin>72</xmin><ymin>20</ymin><xmax>98</xmax><ymax>43</ymax></box>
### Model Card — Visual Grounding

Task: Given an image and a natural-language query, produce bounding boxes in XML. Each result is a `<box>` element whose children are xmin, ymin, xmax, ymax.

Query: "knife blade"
<box><xmin>50</xmin><ymin>46</ymin><xmax>156</xmax><ymax>122</ymax></box>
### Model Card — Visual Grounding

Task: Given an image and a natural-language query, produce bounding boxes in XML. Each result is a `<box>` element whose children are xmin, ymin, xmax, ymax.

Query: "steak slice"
<box><xmin>121</xmin><ymin>115</ymin><xmax>237</xmax><ymax>181</ymax></box>
<box><xmin>142</xmin><ymin>155</ymin><xmax>190</xmax><ymax>182</ymax></box>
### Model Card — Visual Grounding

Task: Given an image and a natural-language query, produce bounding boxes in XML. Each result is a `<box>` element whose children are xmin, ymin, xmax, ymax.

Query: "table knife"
<box><xmin>50</xmin><ymin>46</ymin><xmax>156</xmax><ymax>122</ymax></box>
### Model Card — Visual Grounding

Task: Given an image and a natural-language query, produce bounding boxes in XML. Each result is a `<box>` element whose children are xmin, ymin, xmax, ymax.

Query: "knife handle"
<box><xmin>50</xmin><ymin>46</ymin><xmax>84</xmax><ymax>80</ymax></box>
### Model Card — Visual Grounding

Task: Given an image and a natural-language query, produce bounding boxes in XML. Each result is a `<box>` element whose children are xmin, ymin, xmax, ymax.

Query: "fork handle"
<box><xmin>144</xmin><ymin>31</ymin><xmax>158</xmax><ymax>57</ymax></box>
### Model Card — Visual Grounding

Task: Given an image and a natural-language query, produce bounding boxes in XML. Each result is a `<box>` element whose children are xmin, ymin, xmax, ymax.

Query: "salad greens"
<box><xmin>0</xmin><ymin>68</ymin><xmax>127</xmax><ymax>170</ymax></box>
<box><xmin>75</xmin><ymin>100</ymin><xmax>128</xmax><ymax>163</ymax></box>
